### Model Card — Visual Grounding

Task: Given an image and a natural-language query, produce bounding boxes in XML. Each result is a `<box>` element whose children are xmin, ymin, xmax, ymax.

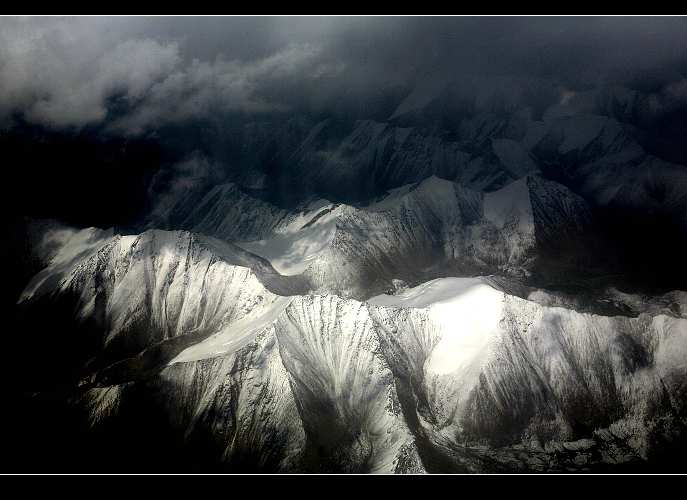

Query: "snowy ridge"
<box><xmin>301</xmin><ymin>174</ymin><xmax>582</xmax><ymax>297</ymax></box>
<box><xmin>19</xmin><ymin>96</ymin><xmax>687</xmax><ymax>472</ymax></box>
<box><xmin>16</xmin><ymin>72</ymin><xmax>687</xmax><ymax>472</ymax></box>
<box><xmin>273</xmin><ymin>295</ymin><xmax>416</xmax><ymax>472</ymax></box>
<box><xmin>140</xmin><ymin>171</ymin><xmax>593</xmax><ymax>299</ymax></box>
<box><xmin>167</xmin><ymin>182</ymin><xmax>315</xmax><ymax>241</ymax></box>
<box><xmin>75</xmin><ymin>272</ymin><xmax>687</xmax><ymax>472</ymax></box>
<box><xmin>236</xmin><ymin>204</ymin><xmax>342</xmax><ymax>276</ymax></box>
<box><xmin>18</xmin><ymin>228</ymin><xmax>298</xmax><ymax>368</ymax></box>
<box><xmin>19</xmin><ymin>223</ymin><xmax>687</xmax><ymax>472</ymax></box>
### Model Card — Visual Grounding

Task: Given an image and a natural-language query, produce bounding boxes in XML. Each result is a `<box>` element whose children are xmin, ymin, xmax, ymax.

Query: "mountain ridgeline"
<box><xmin>6</xmin><ymin>77</ymin><xmax>687</xmax><ymax>473</ymax></box>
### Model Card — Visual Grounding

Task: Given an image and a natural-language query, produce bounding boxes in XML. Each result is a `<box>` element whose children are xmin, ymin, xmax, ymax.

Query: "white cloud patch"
<box><xmin>0</xmin><ymin>18</ymin><xmax>336</xmax><ymax>132</ymax></box>
<box><xmin>26</xmin><ymin>39</ymin><xmax>180</xmax><ymax>128</ymax></box>
<box><xmin>0</xmin><ymin>18</ymin><xmax>180</xmax><ymax>128</ymax></box>
<box><xmin>113</xmin><ymin>43</ymin><xmax>328</xmax><ymax>134</ymax></box>
<box><xmin>3</xmin><ymin>16</ymin><xmax>686</xmax><ymax>134</ymax></box>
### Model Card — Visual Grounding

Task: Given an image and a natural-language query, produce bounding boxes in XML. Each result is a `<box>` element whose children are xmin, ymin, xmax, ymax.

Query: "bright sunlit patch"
<box><xmin>369</xmin><ymin>277</ymin><xmax>504</xmax><ymax>375</ymax></box>
<box><xmin>426</xmin><ymin>282</ymin><xmax>503</xmax><ymax>375</ymax></box>
<box><xmin>169</xmin><ymin>296</ymin><xmax>294</xmax><ymax>364</ymax></box>
<box><xmin>236</xmin><ymin>205</ymin><xmax>340</xmax><ymax>275</ymax></box>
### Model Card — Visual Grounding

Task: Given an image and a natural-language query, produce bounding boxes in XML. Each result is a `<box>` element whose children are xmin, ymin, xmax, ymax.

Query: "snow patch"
<box><xmin>236</xmin><ymin>205</ymin><xmax>341</xmax><ymax>275</ymax></box>
<box><xmin>369</xmin><ymin>277</ymin><xmax>504</xmax><ymax>376</ymax></box>
<box><xmin>169</xmin><ymin>296</ymin><xmax>294</xmax><ymax>364</ymax></box>
<box><xmin>368</xmin><ymin>277</ymin><xmax>487</xmax><ymax>308</ymax></box>
<box><xmin>483</xmin><ymin>178</ymin><xmax>533</xmax><ymax>232</ymax></box>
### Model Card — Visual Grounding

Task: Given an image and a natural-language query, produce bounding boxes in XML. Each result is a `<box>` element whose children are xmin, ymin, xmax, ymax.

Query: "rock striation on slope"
<box><xmin>368</xmin><ymin>278</ymin><xmax>687</xmax><ymax>471</ymax></box>
<box><xmin>21</xmin><ymin>230</ymin><xmax>686</xmax><ymax>472</ymax></box>
<box><xmin>16</xmin><ymin>228</ymin><xmax>306</xmax><ymax>387</ymax></box>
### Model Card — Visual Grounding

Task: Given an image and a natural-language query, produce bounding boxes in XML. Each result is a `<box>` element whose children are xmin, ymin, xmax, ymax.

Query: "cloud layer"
<box><xmin>0</xmin><ymin>17</ymin><xmax>339</xmax><ymax>131</ymax></box>
<box><xmin>2</xmin><ymin>17</ymin><xmax>687</xmax><ymax>133</ymax></box>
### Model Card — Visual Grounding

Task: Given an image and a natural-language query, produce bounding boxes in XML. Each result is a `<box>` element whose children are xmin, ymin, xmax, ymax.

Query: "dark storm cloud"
<box><xmin>2</xmin><ymin>16</ymin><xmax>687</xmax><ymax>132</ymax></box>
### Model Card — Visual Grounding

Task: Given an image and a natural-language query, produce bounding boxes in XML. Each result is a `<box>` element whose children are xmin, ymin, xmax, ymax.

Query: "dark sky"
<box><xmin>2</xmin><ymin>16</ymin><xmax>687</xmax><ymax>133</ymax></box>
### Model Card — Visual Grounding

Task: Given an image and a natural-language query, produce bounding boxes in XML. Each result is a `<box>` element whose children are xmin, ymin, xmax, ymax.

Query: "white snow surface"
<box><xmin>169</xmin><ymin>296</ymin><xmax>294</xmax><ymax>364</ymax></box>
<box><xmin>369</xmin><ymin>277</ymin><xmax>504</xmax><ymax>376</ymax></box>
<box><xmin>236</xmin><ymin>204</ymin><xmax>341</xmax><ymax>275</ymax></box>
<box><xmin>368</xmin><ymin>277</ymin><xmax>488</xmax><ymax>308</ymax></box>
<box><xmin>22</xmin><ymin>227</ymin><xmax>687</xmax><ymax>472</ymax></box>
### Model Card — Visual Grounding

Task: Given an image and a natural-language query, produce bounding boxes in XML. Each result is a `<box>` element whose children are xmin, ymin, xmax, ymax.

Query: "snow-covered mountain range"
<box><xmin>16</xmin><ymin>228</ymin><xmax>687</xmax><ymax>472</ymax></box>
<box><xmin>10</xmin><ymin>77</ymin><xmax>687</xmax><ymax>473</ymax></box>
